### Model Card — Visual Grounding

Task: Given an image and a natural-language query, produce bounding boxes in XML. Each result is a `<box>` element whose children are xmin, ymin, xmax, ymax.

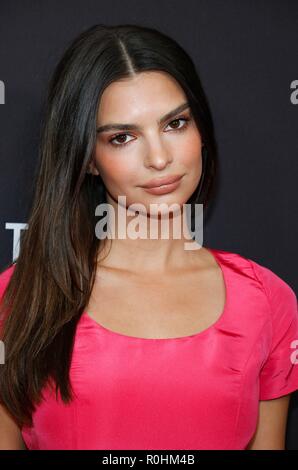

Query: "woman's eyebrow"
<box><xmin>96</xmin><ymin>102</ymin><xmax>190</xmax><ymax>134</ymax></box>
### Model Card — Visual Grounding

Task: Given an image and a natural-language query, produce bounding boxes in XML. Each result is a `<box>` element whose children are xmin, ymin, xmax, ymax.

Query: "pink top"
<box><xmin>1</xmin><ymin>248</ymin><xmax>298</xmax><ymax>450</ymax></box>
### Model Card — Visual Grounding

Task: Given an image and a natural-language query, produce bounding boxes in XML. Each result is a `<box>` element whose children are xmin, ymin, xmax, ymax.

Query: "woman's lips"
<box><xmin>141</xmin><ymin>176</ymin><xmax>183</xmax><ymax>195</ymax></box>
<box><xmin>141</xmin><ymin>174</ymin><xmax>182</xmax><ymax>188</ymax></box>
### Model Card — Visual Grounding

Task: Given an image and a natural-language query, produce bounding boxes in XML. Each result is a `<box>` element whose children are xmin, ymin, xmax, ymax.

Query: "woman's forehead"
<box><xmin>97</xmin><ymin>72</ymin><xmax>187</xmax><ymax>124</ymax></box>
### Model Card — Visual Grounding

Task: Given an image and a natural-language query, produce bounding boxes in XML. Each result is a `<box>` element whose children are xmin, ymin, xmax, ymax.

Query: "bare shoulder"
<box><xmin>185</xmin><ymin>245</ymin><xmax>218</xmax><ymax>269</ymax></box>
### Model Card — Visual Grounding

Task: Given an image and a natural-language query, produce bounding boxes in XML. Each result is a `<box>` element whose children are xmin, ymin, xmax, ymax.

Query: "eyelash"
<box><xmin>108</xmin><ymin>115</ymin><xmax>191</xmax><ymax>148</ymax></box>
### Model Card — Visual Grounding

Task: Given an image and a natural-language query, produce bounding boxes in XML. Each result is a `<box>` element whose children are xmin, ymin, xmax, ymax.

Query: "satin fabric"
<box><xmin>1</xmin><ymin>248</ymin><xmax>298</xmax><ymax>450</ymax></box>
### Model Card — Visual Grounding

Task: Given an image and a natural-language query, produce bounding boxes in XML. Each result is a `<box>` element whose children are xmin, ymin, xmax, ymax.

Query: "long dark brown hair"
<box><xmin>0</xmin><ymin>23</ymin><xmax>218</xmax><ymax>428</ymax></box>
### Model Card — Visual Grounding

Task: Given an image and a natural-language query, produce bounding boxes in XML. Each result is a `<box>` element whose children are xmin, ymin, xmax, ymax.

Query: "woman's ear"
<box><xmin>87</xmin><ymin>160</ymin><xmax>100</xmax><ymax>176</ymax></box>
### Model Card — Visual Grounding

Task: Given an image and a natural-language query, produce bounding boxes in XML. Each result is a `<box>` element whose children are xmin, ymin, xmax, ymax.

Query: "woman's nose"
<box><xmin>143</xmin><ymin>136</ymin><xmax>173</xmax><ymax>170</ymax></box>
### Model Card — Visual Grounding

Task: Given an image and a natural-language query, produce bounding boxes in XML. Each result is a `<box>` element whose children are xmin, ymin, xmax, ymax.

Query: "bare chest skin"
<box><xmin>85</xmin><ymin>249</ymin><xmax>226</xmax><ymax>340</ymax></box>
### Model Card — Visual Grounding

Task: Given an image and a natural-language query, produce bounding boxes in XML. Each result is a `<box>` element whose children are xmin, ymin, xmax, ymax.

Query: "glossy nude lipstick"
<box><xmin>140</xmin><ymin>174</ymin><xmax>183</xmax><ymax>195</ymax></box>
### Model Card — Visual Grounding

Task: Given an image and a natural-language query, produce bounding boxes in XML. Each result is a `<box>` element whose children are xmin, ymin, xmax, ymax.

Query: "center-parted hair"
<box><xmin>0</xmin><ymin>23</ymin><xmax>218</xmax><ymax>427</ymax></box>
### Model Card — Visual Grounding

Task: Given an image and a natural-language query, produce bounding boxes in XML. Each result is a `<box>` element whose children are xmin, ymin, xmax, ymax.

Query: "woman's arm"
<box><xmin>246</xmin><ymin>394</ymin><xmax>291</xmax><ymax>450</ymax></box>
<box><xmin>0</xmin><ymin>404</ymin><xmax>27</xmax><ymax>450</ymax></box>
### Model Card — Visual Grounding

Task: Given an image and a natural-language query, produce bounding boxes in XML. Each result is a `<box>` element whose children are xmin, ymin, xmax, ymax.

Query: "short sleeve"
<box><xmin>250</xmin><ymin>259</ymin><xmax>298</xmax><ymax>400</ymax></box>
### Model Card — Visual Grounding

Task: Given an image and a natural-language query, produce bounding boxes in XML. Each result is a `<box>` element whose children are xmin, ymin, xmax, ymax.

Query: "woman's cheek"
<box><xmin>96</xmin><ymin>150</ymin><xmax>139</xmax><ymax>191</ymax></box>
<box><xmin>177</xmin><ymin>138</ymin><xmax>203</xmax><ymax>189</ymax></box>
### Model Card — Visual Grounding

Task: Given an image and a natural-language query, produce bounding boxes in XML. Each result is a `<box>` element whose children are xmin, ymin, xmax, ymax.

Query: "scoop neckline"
<box><xmin>82</xmin><ymin>247</ymin><xmax>229</xmax><ymax>341</ymax></box>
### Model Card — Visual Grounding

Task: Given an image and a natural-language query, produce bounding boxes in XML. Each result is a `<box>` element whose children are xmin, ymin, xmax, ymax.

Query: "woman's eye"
<box><xmin>108</xmin><ymin>116</ymin><xmax>190</xmax><ymax>147</ymax></box>
<box><xmin>165</xmin><ymin>117</ymin><xmax>190</xmax><ymax>132</ymax></box>
<box><xmin>109</xmin><ymin>134</ymin><xmax>134</xmax><ymax>146</ymax></box>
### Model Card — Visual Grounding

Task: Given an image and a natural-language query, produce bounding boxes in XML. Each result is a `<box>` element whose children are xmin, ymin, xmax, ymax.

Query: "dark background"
<box><xmin>0</xmin><ymin>0</ymin><xmax>297</xmax><ymax>449</ymax></box>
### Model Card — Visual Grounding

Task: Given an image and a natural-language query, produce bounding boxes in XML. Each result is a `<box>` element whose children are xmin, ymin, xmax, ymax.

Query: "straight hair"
<box><xmin>0</xmin><ymin>23</ymin><xmax>218</xmax><ymax>428</ymax></box>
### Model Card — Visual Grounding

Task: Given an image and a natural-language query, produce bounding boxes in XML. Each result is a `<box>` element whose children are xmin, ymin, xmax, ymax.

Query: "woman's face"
<box><xmin>90</xmin><ymin>71</ymin><xmax>203</xmax><ymax>213</ymax></box>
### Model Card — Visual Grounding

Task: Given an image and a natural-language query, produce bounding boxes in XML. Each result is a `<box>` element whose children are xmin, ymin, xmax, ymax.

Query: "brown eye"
<box><xmin>109</xmin><ymin>133</ymin><xmax>134</xmax><ymax>146</ymax></box>
<box><xmin>108</xmin><ymin>115</ymin><xmax>191</xmax><ymax>149</ymax></box>
<box><xmin>114</xmin><ymin>135</ymin><xmax>127</xmax><ymax>144</ymax></box>
<box><xmin>165</xmin><ymin>117</ymin><xmax>190</xmax><ymax>132</ymax></box>
<box><xmin>169</xmin><ymin>119</ymin><xmax>181</xmax><ymax>129</ymax></box>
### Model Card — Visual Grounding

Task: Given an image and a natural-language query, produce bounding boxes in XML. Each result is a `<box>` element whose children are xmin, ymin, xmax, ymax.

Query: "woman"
<box><xmin>0</xmin><ymin>23</ymin><xmax>297</xmax><ymax>450</ymax></box>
